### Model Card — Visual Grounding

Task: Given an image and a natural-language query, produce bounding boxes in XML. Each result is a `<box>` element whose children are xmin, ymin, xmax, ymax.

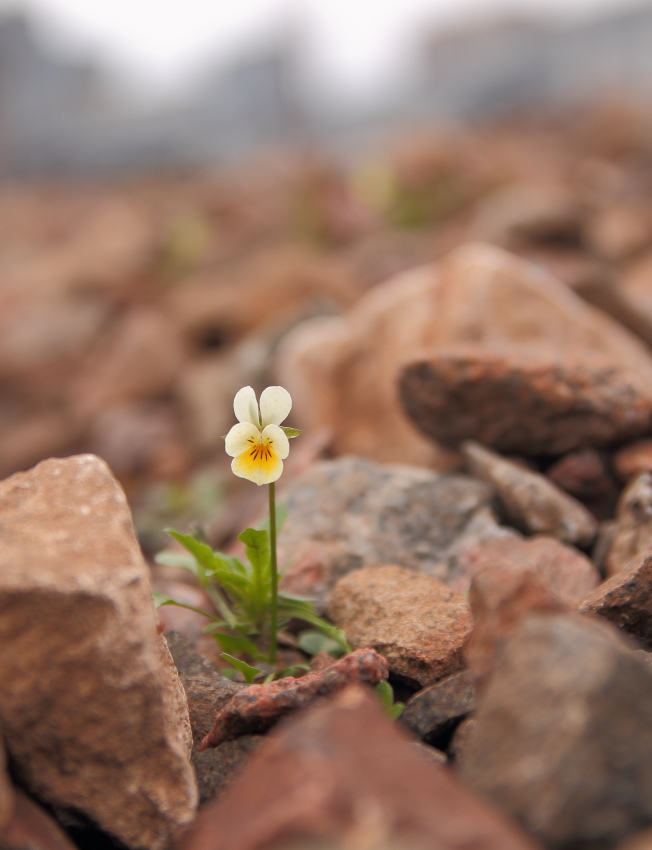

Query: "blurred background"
<box><xmin>1</xmin><ymin>0</ymin><xmax>652</xmax><ymax>549</ymax></box>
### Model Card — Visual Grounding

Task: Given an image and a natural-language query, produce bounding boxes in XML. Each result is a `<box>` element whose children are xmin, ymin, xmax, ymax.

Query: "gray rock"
<box><xmin>462</xmin><ymin>441</ymin><xmax>598</xmax><ymax>547</ymax></box>
<box><xmin>278</xmin><ymin>456</ymin><xmax>512</xmax><ymax>610</ymax></box>
<box><xmin>193</xmin><ymin>736</ymin><xmax>264</xmax><ymax>806</ymax></box>
<box><xmin>402</xmin><ymin>671</ymin><xmax>476</xmax><ymax>749</ymax></box>
<box><xmin>460</xmin><ymin>612</ymin><xmax>652</xmax><ymax>849</ymax></box>
<box><xmin>0</xmin><ymin>455</ymin><xmax>197</xmax><ymax>850</ymax></box>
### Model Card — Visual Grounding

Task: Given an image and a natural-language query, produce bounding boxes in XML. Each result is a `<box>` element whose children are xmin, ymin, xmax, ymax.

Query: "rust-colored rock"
<box><xmin>462</xmin><ymin>441</ymin><xmax>597</xmax><ymax>546</ymax></box>
<box><xmin>1</xmin><ymin>787</ymin><xmax>79</xmax><ymax>850</ymax></box>
<box><xmin>614</xmin><ymin>439</ymin><xmax>652</xmax><ymax>482</ymax></box>
<box><xmin>606</xmin><ymin>472</ymin><xmax>652</xmax><ymax>577</ymax></box>
<box><xmin>400</xmin><ymin>347</ymin><xmax>652</xmax><ymax>455</ymax></box>
<box><xmin>199</xmin><ymin>648</ymin><xmax>388</xmax><ymax>750</ymax></box>
<box><xmin>459</xmin><ymin>535</ymin><xmax>599</xmax><ymax>606</ymax></box>
<box><xmin>461</xmin><ymin>612</ymin><xmax>652</xmax><ymax>849</ymax></box>
<box><xmin>546</xmin><ymin>448</ymin><xmax>617</xmax><ymax>519</ymax></box>
<box><xmin>580</xmin><ymin>552</ymin><xmax>652</xmax><ymax>649</ymax></box>
<box><xmin>328</xmin><ymin>565</ymin><xmax>472</xmax><ymax>687</ymax></box>
<box><xmin>0</xmin><ymin>455</ymin><xmax>197</xmax><ymax>850</ymax></box>
<box><xmin>181</xmin><ymin>685</ymin><xmax>542</xmax><ymax>850</ymax></box>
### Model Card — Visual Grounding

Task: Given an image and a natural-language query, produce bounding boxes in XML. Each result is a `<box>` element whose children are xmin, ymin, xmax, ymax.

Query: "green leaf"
<box><xmin>281</xmin><ymin>427</ymin><xmax>302</xmax><ymax>438</ymax></box>
<box><xmin>219</xmin><ymin>653</ymin><xmax>262</xmax><ymax>684</ymax></box>
<box><xmin>214</xmin><ymin>632</ymin><xmax>262</xmax><ymax>659</ymax></box>
<box><xmin>154</xmin><ymin>551</ymin><xmax>198</xmax><ymax>573</ymax></box>
<box><xmin>151</xmin><ymin>591</ymin><xmax>217</xmax><ymax>622</ymax></box>
<box><xmin>297</xmin><ymin>629</ymin><xmax>346</xmax><ymax>658</ymax></box>
<box><xmin>278</xmin><ymin>598</ymin><xmax>351</xmax><ymax>652</ymax></box>
<box><xmin>375</xmin><ymin>681</ymin><xmax>404</xmax><ymax>721</ymax></box>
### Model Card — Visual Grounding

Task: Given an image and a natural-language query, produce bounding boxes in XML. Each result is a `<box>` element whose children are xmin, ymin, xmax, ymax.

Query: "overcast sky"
<box><xmin>0</xmin><ymin>0</ymin><xmax>644</xmax><ymax>95</ymax></box>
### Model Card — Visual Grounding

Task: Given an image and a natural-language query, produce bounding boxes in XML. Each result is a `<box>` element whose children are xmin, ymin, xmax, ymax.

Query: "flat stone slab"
<box><xmin>0</xmin><ymin>455</ymin><xmax>197</xmax><ymax>850</ymax></box>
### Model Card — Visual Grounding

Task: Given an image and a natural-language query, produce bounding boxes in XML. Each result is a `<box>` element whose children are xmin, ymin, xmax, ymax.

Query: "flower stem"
<box><xmin>268</xmin><ymin>481</ymin><xmax>278</xmax><ymax>665</ymax></box>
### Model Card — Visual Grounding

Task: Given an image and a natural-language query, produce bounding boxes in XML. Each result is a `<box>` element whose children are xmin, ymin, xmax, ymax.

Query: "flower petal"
<box><xmin>262</xmin><ymin>424</ymin><xmax>289</xmax><ymax>459</ymax></box>
<box><xmin>224</xmin><ymin>422</ymin><xmax>261</xmax><ymax>457</ymax></box>
<box><xmin>259</xmin><ymin>386</ymin><xmax>292</xmax><ymax>427</ymax></box>
<box><xmin>233</xmin><ymin>386</ymin><xmax>260</xmax><ymax>426</ymax></box>
<box><xmin>231</xmin><ymin>450</ymin><xmax>284</xmax><ymax>486</ymax></box>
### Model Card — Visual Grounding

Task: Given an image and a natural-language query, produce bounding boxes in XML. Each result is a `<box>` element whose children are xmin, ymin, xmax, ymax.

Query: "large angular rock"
<box><xmin>400</xmin><ymin>347</ymin><xmax>652</xmax><ymax>455</ymax></box>
<box><xmin>606</xmin><ymin>472</ymin><xmax>652</xmax><ymax>577</ymax></box>
<box><xmin>180</xmin><ymin>685</ymin><xmax>541</xmax><ymax>850</ymax></box>
<box><xmin>278</xmin><ymin>242</ymin><xmax>652</xmax><ymax>464</ymax></box>
<box><xmin>461</xmin><ymin>612</ymin><xmax>652</xmax><ymax>849</ymax></box>
<box><xmin>278</xmin><ymin>455</ymin><xmax>513</xmax><ymax>610</ymax></box>
<box><xmin>328</xmin><ymin>565</ymin><xmax>472</xmax><ymax>687</ymax></box>
<box><xmin>462</xmin><ymin>441</ymin><xmax>598</xmax><ymax>546</ymax></box>
<box><xmin>580</xmin><ymin>552</ymin><xmax>652</xmax><ymax>649</ymax></box>
<box><xmin>0</xmin><ymin>455</ymin><xmax>197</xmax><ymax>850</ymax></box>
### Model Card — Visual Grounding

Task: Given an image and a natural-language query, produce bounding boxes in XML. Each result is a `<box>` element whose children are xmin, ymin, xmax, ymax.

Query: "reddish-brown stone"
<box><xmin>181</xmin><ymin>685</ymin><xmax>542</xmax><ymax>850</ymax></box>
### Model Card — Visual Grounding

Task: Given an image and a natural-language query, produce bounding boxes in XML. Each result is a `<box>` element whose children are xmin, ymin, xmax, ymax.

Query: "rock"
<box><xmin>278</xmin><ymin>456</ymin><xmax>513</xmax><ymax>611</ymax></box>
<box><xmin>618</xmin><ymin>827</ymin><xmax>652</xmax><ymax>850</ymax></box>
<box><xmin>400</xmin><ymin>347</ymin><xmax>652</xmax><ymax>455</ymax></box>
<box><xmin>460</xmin><ymin>612</ymin><xmax>652</xmax><ymax>849</ymax></box>
<box><xmin>606</xmin><ymin>473</ymin><xmax>652</xmax><ymax>577</ymax></box>
<box><xmin>156</xmin><ymin>584</ymin><xmax>217</xmax><ymax>645</ymax></box>
<box><xmin>545</xmin><ymin>449</ymin><xmax>617</xmax><ymax>520</ymax></box>
<box><xmin>327</xmin><ymin>565</ymin><xmax>472</xmax><ymax>687</ymax></box>
<box><xmin>614</xmin><ymin>439</ymin><xmax>652</xmax><ymax>482</ymax></box>
<box><xmin>460</xmin><ymin>536</ymin><xmax>599</xmax><ymax>607</ymax></box>
<box><xmin>462</xmin><ymin>441</ymin><xmax>598</xmax><ymax>547</ymax></box>
<box><xmin>401</xmin><ymin>670</ymin><xmax>476</xmax><ymax>748</ymax></box>
<box><xmin>580</xmin><ymin>552</ymin><xmax>652</xmax><ymax>649</ymax></box>
<box><xmin>449</xmin><ymin>716</ymin><xmax>477</xmax><ymax>765</ymax></box>
<box><xmin>180</xmin><ymin>685</ymin><xmax>542</xmax><ymax>850</ymax></box>
<box><xmin>465</xmin><ymin>565</ymin><xmax>565</xmax><ymax>684</ymax></box>
<box><xmin>193</xmin><ymin>737</ymin><xmax>264</xmax><ymax>807</ymax></box>
<box><xmin>280</xmin><ymin>242</ymin><xmax>652</xmax><ymax>464</ymax></box>
<box><xmin>0</xmin><ymin>738</ymin><xmax>13</xmax><ymax>835</ymax></box>
<box><xmin>200</xmin><ymin>648</ymin><xmax>388</xmax><ymax>749</ymax></box>
<box><xmin>586</xmin><ymin>204</ymin><xmax>652</xmax><ymax>262</ymax></box>
<box><xmin>1</xmin><ymin>787</ymin><xmax>79</xmax><ymax>850</ymax></box>
<box><xmin>411</xmin><ymin>740</ymin><xmax>448</xmax><ymax>765</ymax></box>
<box><xmin>0</xmin><ymin>455</ymin><xmax>197</xmax><ymax>850</ymax></box>
<box><xmin>0</xmin><ymin>410</ymin><xmax>81</xmax><ymax>480</ymax></box>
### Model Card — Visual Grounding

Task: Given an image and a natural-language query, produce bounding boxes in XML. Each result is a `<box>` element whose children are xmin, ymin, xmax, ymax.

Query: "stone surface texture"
<box><xmin>606</xmin><ymin>472</ymin><xmax>652</xmax><ymax>577</ymax></box>
<box><xmin>615</xmin><ymin>440</ymin><xmax>652</xmax><ymax>483</ymax></box>
<box><xmin>0</xmin><ymin>455</ymin><xmax>197</xmax><ymax>850</ymax></box>
<box><xmin>1</xmin><ymin>787</ymin><xmax>79</xmax><ymax>850</ymax></box>
<box><xmin>400</xmin><ymin>347</ymin><xmax>652</xmax><ymax>455</ymax></box>
<box><xmin>458</xmin><ymin>535</ymin><xmax>599</xmax><ymax>606</ymax></box>
<box><xmin>279</xmin><ymin>242</ymin><xmax>652</xmax><ymax>463</ymax></box>
<box><xmin>461</xmin><ymin>613</ymin><xmax>652</xmax><ymax>849</ymax></box>
<box><xmin>180</xmin><ymin>685</ymin><xmax>542</xmax><ymax>850</ymax></box>
<box><xmin>462</xmin><ymin>441</ymin><xmax>598</xmax><ymax>546</ymax></box>
<box><xmin>278</xmin><ymin>455</ymin><xmax>513</xmax><ymax>611</ymax></box>
<box><xmin>328</xmin><ymin>565</ymin><xmax>472</xmax><ymax>687</ymax></box>
<box><xmin>401</xmin><ymin>670</ymin><xmax>476</xmax><ymax>749</ymax></box>
<box><xmin>580</xmin><ymin>552</ymin><xmax>652</xmax><ymax>648</ymax></box>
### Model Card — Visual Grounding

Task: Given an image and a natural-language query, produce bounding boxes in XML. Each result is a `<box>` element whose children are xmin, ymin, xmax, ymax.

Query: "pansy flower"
<box><xmin>225</xmin><ymin>386</ymin><xmax>299</xmax><ymax>485</ymax></box>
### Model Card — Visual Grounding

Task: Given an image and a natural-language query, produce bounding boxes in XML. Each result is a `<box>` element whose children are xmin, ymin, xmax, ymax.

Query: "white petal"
<box><xmin>262</xmin><ymin>424</ymin><xmax>289</xmax><ymax>459</ymax></box>
<box><xmin>224</xmin><ymin>422</ymin><xmax>260</xmax><ymax>457</ymax></box>
<box><xmin>233</xmin><ymin>386</ymin><xmax>260</xmax><ymax>426</ymax></box>
<box><xmin>259</xmin><ymin>386</ymin><xmax>292</xmax><ymax>427</ymax></box>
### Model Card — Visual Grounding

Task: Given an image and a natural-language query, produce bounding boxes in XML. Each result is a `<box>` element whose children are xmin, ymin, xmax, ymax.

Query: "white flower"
<box><xmin>225</xmin><ymin>386</ymin><xmax>296</xmax><ymax>485</ymax></box>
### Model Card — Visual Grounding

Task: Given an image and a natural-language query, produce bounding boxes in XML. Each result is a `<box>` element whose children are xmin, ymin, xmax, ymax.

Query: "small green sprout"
<box><xmin>375</xmin><ymin>680</ymin><xmax>405</xmax><ymax>720</ymax></box>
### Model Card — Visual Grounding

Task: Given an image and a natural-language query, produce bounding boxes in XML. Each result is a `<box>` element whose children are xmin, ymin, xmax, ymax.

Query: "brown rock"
<box><xmin>328</xmin><ymin>565</ymin><xmax>472</xmax><ymax>687</ymax></box>
<box><xmin>0</xmin><ymin>738</ymin><xmax>13</xmax><ymax>835</ymax></box>
<box><xmin>614</xmin><ymin>439</ymin><xmax>652</xmax><ymax>482</ymax></box>
<box><xmin>460</xmin><ymin>612</ymin><xmax>652</xmax><ymax>849</ymax></box>
<box><xmin>193</xmin><ymin>737</ymin><xmax>263</xmax><ymax>807</ymax></box>
<box><xmin>460</xmin><ymin>536</ymin><xmax>599</xmax><ymax>607</ymax></box>
<box><xmin>618</xmin><ymin>827</ymin><xmax>652</xmax><ymax>850</ymax></box>
<box><xmin>586</xmin><ymin>204</ymin><xmax>652</xmax><ymax>262</ymax></box>
<box><xmin>606</xmin><ymin>472</ymin><xmax>652</xmax><ymax>577</ymax></box>
<box><xmin>1</xmin><ymin>788</ymin><xmax>79</xmax><ymax>850</ymax></box>
<box><xmin>580</xmin><ymin>552</ymin><xmax>652</xmax><ymax>649</ymax></box>
<box><xmin>462</xmin><ymin>441</ymin><xmax>598</xmax><ymax>546</ymax></box>
<box><xmin>465</xmin><ymin>565</ymin><xmax>565</xmax><ymax>684</ymax></box>
<box><xmin>546</xmin><ymin>448</ymin><xmax>617</xmax><ymax>519</ymax></box>
<box><xmin>449</xmin><ymin>716</ymin><xmax>477</xmax><ymax>765</ymax></box>
<box><xmin>200</xmin><ymin>648</ymin><xmax>388</xmax><ymax>749</ymax></box>
<box><xmin>401</xmin><ymin>670</ymin><xmax>476</xmax><ymax>749</ymax></box>
<box><xmin>180</xmin><ymin>685</ymin><xmax>542</xmax><ymax>850</ymax></box>
<box><xmin>0</xmin><ymin>455</ymin><xmax>197</xmax><ymax>850</ymax></box>
<box><xmin>278</xmin><ymin>456</ymin><xmax>513</xmax><ymax>611</ymax></box>
<box><xmin>400</xmin><ymin>347</ymin><xmax>652</xmax><ymax>455</ymax></box>
<box><xmin>280</xmin><ymin>242</ymin><xmax>652</xmax><ymax>464</ymax></box>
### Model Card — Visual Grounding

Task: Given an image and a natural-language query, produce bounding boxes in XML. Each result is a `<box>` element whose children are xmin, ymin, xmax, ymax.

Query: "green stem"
<box><xmin>268</xmin><ymin>481</ymin><xmax>278</xmax><ymax>665</ymax></box>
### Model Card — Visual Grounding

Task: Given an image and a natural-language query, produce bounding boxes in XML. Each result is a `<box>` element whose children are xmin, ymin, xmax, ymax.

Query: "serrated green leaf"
<box><xmin>154</xmin><ymin>551</ymin><xmax>198</xmax><ymax>573</ymax></box>
<box><xmin>281</xmin><ymin>427</ymin><xmax>302</xmax><ymax>438</ymax></box>
<box><xmin>220</xmin><ymin>653</ymin><xmax>262</xmax><ymax>684</ymax></box>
